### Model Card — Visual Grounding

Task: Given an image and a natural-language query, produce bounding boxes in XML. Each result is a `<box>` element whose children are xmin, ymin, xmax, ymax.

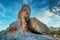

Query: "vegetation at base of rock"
<box><xmin>49</xmin><ymin>26</ymin><xmax>60</xmax><ymax>39</ymax></box>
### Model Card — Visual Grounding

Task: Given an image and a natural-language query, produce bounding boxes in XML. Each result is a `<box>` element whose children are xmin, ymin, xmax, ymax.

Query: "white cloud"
<box><xmin>0</xmin><ymin>21</ymin><xmax>5</xmax><ymax>25</ymax></box>
<box><xmin>7</xmin><ymin>16</ymin><xmax>15</xmax><ymax>20</ymax></box>
<box><xmin>0</xmin><ymin>25</ymin><xmax>7</xmax><ymax>31</ymax></box>
<box><xmin>53</xmin><ymin>15</ymin><xmax>60</xmax><ymax>19</ymax></box>
<box><xmin>0</xmin><ymin>3</ymin><xmax>6</xmax><ymax>17</ymax></box>
<box><xmin>42</xmin><ymin>11</ymin><xmax>53</xmax><ymax>17</ymax></box>
<box><xmin>49</xmin><ymin>21</ymin><xmax>60</xmax><ymax>27</ymax></box>
<box><xmin>23</xmin><ymin>0</ymin><xmax>28</xmax><ymax>4</ymax></box>
<box><xmin>36</xmin><ymin>10</ymin><xmax>53</xmax><ymax>24</ymax></box>
<box><xmin>30</xmin><ymin>2</ymin><xmax>37</xmax><ymax>8</ymax></box>
<box><xmin>22</xmin><ymin>0</ymin><xmax>32</xmax><ymax>4</ymax></box>
<box><xmin>36</xmin><ymin>10</ymin><xmax>60</xmax><ymax>27</ymax></box>
<box><xmin>39</xmin><ymin>0</ymin><xmax>48</xmax><ymax>6</ymax></box>
<box><xmin>0</xmin><ymin>21</ymin><xmax>9</xmax><ymax>31</ymax></box>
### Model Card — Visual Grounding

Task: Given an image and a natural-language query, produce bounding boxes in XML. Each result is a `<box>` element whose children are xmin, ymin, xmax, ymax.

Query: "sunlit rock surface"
<box><xmin>29</xmin><ymin>18</ymin><xmax>51</xmax><ymax>34</ymax></box>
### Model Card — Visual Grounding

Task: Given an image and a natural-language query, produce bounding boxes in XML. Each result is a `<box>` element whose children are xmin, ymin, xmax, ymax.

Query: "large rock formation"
<box><xmin>0</xmin><ymin>4</ymin><xmax>58</xmax><ymax>40</ymax></box>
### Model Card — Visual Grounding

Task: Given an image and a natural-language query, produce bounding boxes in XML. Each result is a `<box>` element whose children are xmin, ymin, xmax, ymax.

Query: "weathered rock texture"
<box><xmin>29</xmin><ymin>18</ymin><xmax>51</xmax><ymax>35</ymax></box>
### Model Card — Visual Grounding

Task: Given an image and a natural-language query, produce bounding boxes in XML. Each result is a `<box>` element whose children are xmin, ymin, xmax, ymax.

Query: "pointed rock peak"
<box><xmin>18</xmin><ymin>4</ymin><xmax>30</xmax><ymax>20</ymax></box>
<box><xmin>22</xmin><ymin>4</ymin><xmax>30</xmax><ymax>9</ymax></box>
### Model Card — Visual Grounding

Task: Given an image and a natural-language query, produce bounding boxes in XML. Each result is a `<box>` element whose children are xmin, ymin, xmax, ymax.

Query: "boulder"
<box><xmin>29</xmin><ymin>18</ymin><xmax>51</xmax><ymax>35</ymax></box>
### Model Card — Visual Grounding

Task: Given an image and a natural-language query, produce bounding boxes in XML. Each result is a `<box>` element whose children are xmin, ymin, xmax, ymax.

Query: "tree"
<box><xmin>49</xmin><ymin>0</ymin><xmax>60</xmax><ymax>16</ymax></box>
<box><xmin>56</xmin><ymin>28</ymin><xmax>60</xmax><ymax>36</ymax></box>
<box><xmin>49</xmin><ymin>26</ymin><xmax>54</xmax><ymax>33</ymax></box>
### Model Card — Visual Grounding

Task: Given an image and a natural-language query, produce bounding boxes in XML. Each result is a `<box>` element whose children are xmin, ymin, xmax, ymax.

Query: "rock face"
<box><xmin>17</xmin><ymin>4</ymin><xmax>30</xmax><ymax>33</ymax></box>
<box><xmin>0</xmin><ymin>4</ymin><xmax>58</xmax><ymax>40</ymax></box>
<box><xmin>29</xmin><ymin>18</ymin><xmax>51</xmax><ymax>35</ymax></box>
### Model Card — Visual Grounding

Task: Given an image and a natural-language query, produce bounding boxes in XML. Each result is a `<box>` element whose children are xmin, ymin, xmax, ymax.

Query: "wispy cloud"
<box><xmin>0</xmin><ymin>21</ymin><xmax>9</xmax><ymax>31</ymax></box>
<box><xmin>0</xmin><ymin>25</ymin><xmax>8</xmax><ymax>31</ymax></box>
<box><xmin>20</xmin><ymin>0</ymin><xmax>33</xmax><ymax>4</ymax></box>
<box><xmin>36</xmin><ymin>9</ymin><xmax>60</xmax><ymax>27</ymax></box>
<box><xmin>0</xmin><ymin>3</ymin><xmax>6</xmax><ymax>17</ymax></box>
<box><xmin>49</xmin><ymin>21</ymin><xmax>60</xmax><ymax>28</ymax></box>
<box><xmin>36</xmin><ymin>10</ymin><xmax>53</xmax><ymax>24</ymax></box>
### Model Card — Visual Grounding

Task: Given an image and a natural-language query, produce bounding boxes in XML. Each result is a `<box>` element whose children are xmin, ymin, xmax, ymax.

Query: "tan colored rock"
<box><xmin>18</xmin><ymin>4</ymin><xmax>30</xmax><ymax>31</ymax></box>
<box><xmin>8</xmin><ymin>4</ymin><xmax>30</xmax><ymax>34</ymax></box>
<box><xmin>29</xmin><ymin>17</ymin><xmax>51</xmax><ymax>35</ymax></box>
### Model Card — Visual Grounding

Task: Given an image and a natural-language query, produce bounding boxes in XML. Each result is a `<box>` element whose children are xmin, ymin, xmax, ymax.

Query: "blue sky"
<box><xmin>0</xmin><ymin>0</ymin><xmax>60</xmax><ymax>31</ymax></box>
